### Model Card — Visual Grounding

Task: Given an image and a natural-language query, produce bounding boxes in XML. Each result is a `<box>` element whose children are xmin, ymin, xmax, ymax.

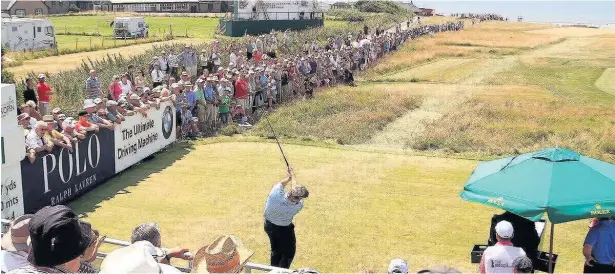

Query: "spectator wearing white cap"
<box><xmin>36</xmin><ymin>73</ymin><xmax>53</xmax><ymax>115</ymax></box>
<box><xmin>126</xmin><ymin>94</ymin><xmax>149</xmax><ymax>117</ymax></box>
<box><xmin>388</xmin><ymin>258</ymin><xmax>409</xmax><ymax>274</ymax></box>
<box><xmin>105</xmin><ymin>100</ymin><xmax>125</xmax><ymax>124</ymax></box>
<box><xmin>84</xmin><ymin>99</ymin><xmax>114</xmax><ymax>130</ymax></box>
<box><xmin>43</xmin><ymin>115</ymin><xmax>73</xmax><ymax>152</ymax></box>
<box><xmin>151</xmin><ymin>63</ymin><xmax>166</xmax><ymax>88</ymax></box>
<box><xmin>99</xmin><ymin>241</ymin><xmax>182</xmax><ymax>274</ymax></box>
<box><xmin>168</xmin><ymin>49</ymin><xmax>180</xmax><ymax>79</ymax></box>
<box><xmin>61</xmin><ymin>117</ymin><xmax>86</xmax><ymax>142</ymax></box>
<box><xmin>480</xmin><ymin>221</ymin><xmax>526</xmax><ymax>274</ymax></box>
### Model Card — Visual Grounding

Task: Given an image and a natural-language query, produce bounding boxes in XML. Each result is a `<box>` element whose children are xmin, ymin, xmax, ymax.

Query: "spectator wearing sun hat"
<box><xmin>105</xmin><ymin>100</ymin><xmax>125</xmax><ymax>124</ymax></box>
<box><xmin>17</xmin><ymin>113</ymin><xmax>35</xmax><ymax>136</ymax></box>
<box><xmin>43</xmin><ymin>115</ymin><xmax>73</xmax><ymax>152</ymax></box>
<box><xmin>7</xmin><ymin>206</ymin><xmax>93</xmax><ymax>274</ymax></box>
<box><xmin>0</xmin><ymin>215</ymin><xmax>33</xmax><ymax>272</ymax></box>
<box><xmin>192</xmin><ymin>235</ymin><xmax>254</xmax><ymax>273</ymax></box>
<box><xmin>480</xmin><ymin>221</ymin><xmax>526</xmax><ymax>274</ymax></box>
<box><xmin>84</xmin><ymin>99</ymin><xmax>113</xmax><ymax>130</ymax></box>
<box><xmin>99</xmin><ymin>241</ymin><xmax>182</xmax><ymax>274</ymax></box>
<box><xmin>61</xmin><ymin>118</ymin><xmax>85</xmax><ymax>142</ymax></box>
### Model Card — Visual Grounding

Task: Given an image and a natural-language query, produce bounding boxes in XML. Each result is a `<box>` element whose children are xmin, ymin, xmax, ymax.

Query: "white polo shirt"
<box><xmin>264</xmin><ymin>183</ymin><xmax>303</xmax><ymax>226</ymax></box>
<box><xmin>482</xmin><ymin>241</ymin><xmax>526</xmax><ymax>274</ymax></box>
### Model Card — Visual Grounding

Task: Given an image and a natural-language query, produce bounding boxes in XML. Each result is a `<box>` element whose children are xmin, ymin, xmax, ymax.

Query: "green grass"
<box><xmin>54</xmin><ymin>34</ymin><xmax>166</xmax><ymax>51</ymax></box>
<box><xmin>251</xmin><ymin>83</ymin><xmax>422</xmax><ymax>145</ymax></box>
<box><xmin>50</xmin><ymin>15</ymin><xmax>218</xmax><ymax>39</ymax></box>
<box><xmin>71</xmin><ymin>141</ymin><xmax>590</xmax><ymax>273</ymax></box>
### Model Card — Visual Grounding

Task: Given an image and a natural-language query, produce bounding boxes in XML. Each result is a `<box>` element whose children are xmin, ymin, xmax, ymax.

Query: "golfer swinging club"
<box><xmin>264</xmin><ymin>166</ymin><xmax>309</xmax><ymax>269</ymax></box>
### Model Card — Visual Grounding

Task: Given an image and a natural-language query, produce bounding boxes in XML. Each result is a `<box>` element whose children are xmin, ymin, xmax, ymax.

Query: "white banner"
<box><xmin>1</xmin><ymin>84</ymin><xmax>18</xmax><ymax>133</ymax></box>
<box><xmin>1</xmin><ymin>162</ymin><xmax>25</xmax><ymax>220</ymax></box>
<box><xmin>114</xmin><ymin>101</ymin><xmax>176</xmax><ymax>173</ymax></box>
<box><xmin>2</xmin><ymin>126</ymin><xmax>26</xmax><ymax>167</ymax></box>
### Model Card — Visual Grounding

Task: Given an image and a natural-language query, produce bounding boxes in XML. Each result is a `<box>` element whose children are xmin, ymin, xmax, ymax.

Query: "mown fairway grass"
<box><xmin>71</xmin><ymin>141</ymin><xmax>590</xmax><ymax>273</ymax></box>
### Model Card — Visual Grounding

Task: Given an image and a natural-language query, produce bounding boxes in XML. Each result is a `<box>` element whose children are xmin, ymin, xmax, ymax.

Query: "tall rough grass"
<box><xmin>252</xmin><ymin>85</ymin><xmax>422</xmax><ymax>144</ymax></box>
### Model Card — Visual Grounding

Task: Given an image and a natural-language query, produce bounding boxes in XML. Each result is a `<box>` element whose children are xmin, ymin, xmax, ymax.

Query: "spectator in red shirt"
<box><xmin>36</xmin><ymin>74</ymin><xmax>53</xmax><ymax>115</ymax></box>
<box><xmin>234</xmin><ymin>73</ymin><xmax>250</xmax><ymax>113</ymax></box>
<box><xmin>108</xmin><ymin>75</ymin><xmax>123</xmax><ymax>101</ymax></box>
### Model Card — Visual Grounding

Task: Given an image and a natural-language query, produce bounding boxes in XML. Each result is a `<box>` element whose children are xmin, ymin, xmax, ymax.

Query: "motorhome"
<box><xmin>1</xmin><ymin>17</ymin><xmax>55</xmax><ymax>51</ymax></box>
<box><xmin>112</xmin><ymin>17</ymin><xmax>148</xmax><ymax>39</ymax></box>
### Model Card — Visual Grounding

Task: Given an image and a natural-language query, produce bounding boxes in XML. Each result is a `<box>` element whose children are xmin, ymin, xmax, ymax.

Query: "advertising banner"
<box><xmin>2</xmin><ymin>126</ymin><xmax>26</xmax><ymax>166</ymax></box>
<box><xmin>1</xmin><ymin>84</ymin><xmax>18</xmax><ymax>132</ymax></box>
<box><xmin>20</xmin><ymin>130</ymin><xmax>115</xmax><ymax>213</ymax></box>
<box><xmin>114</xmin><ymin>101</ymin><xmax>175</xmax><ymax>173</ymax></box>
<box><xmin>1</xmin><ymin>162</ymin><xmax>24</xmax><ymax>220</ymax></box>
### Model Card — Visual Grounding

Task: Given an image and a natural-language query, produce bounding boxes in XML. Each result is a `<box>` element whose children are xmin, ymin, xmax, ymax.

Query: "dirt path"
<box><xmin>363</xmin><ymin>56</ymin><xmax>517</xmax><ymax>149</ymax></box>
<box><xmin>7</xmin><ymin>38</ymin><xmax>206</xmax><ymax>79</ymax></box>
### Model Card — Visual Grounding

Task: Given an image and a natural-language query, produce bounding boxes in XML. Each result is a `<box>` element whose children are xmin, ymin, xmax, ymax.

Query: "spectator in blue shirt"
<box><xmin>184</xmin><ymin>84</ymin><xmax>197</xmax><ymax>117</ymax></box>
<box><xmin>583</xmin><ymin>217</ymin><xmax>615</xmax><ymax>273</ymax></box>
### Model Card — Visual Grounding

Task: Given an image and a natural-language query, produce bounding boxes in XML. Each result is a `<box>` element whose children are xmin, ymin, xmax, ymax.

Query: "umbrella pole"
<box><xmin>548</xmin><ymin>223</ymin><xmax>554</xmax><ymax>273</ymax></box>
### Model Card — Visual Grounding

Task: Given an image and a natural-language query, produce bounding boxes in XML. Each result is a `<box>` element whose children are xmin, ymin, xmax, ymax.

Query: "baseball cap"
<box><xmin>38</xmin><ymin>73</ymin><xmax>46</xmax><ymax>79</ymax></box>
<box><xmin>28</xmin><ymin>205</ymin><xmax>92</xmax><ymax>267</ymax></box>
<box><xmin>83</xmin><ymin>99</ymin><xmax>96</xmax><ymax>109</ymax></box>
<box><xmin>130</xmin><ymin>94</ymin><xmax>140</xmax><ymax>100</ymax></box>
<box><xmin>42</xmin><ymin>115</ymin><xmax>54</xmax><ymax>122</ymax></box>
<box><xmin>93</xmin><ymin>98</ymin><xmax>103</xmax><ymax>105</ymax></box>
<box><xmin>52</xmin><ymin>107</ymin><xmax>62</xmax><ymax>114</ymax></box>
<box><xmin>388</xmin><ymin>258</ymin><xmax>409</xmax><ymax>274</ymax></box>
<box><xmin>495</xmin><ymin>221</ymin><xmax>514</xmax><ymax>239</ymax></box>
<box><xmin>106</xmin><ymin>100</ymin><xmax>118</xmax><ymax>107</ymax></box>
<box><xmin>17</xmin><ymin>113</ymin><xmax>30</xmax><ymax>121</ymax></box>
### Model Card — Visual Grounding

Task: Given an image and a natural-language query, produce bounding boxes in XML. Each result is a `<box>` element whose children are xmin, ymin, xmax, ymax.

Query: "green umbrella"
<box><xmin>460</xmin><ymin>148</ymin><xmax>615</xmax><ymax>273</ymax></box>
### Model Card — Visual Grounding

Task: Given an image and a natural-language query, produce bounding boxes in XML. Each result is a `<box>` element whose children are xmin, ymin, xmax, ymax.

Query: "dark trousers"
<box><xmin>264</xmin><ymin>220</ymin><xmax>296</xmax><ymax>269</ymax></box>
<box><xmin>584</xmin><ymin>262</ymin><xmax>615</xmax><ymax>273</ymax></box>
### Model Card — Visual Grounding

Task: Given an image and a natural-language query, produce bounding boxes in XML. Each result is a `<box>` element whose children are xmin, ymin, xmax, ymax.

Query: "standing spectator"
<box><xmin>151</xmin><ymin>64</ymin><xmax>166</xmax><ymax>88</ymax></box>
<box><xmin>168</xmin><ymin>49</ymin><xmax>180</xmax><ymax>79</ymax></box>
<box><xmin>134</xmin><ymin>70</ymin><xmax>146</xmax><ymax>91</ymax></box>
<box><xmin>184</xmin><ymin>84</ymin><xmax>197</xmax><ymax>117</ymax></box>
<box><xmin>0</xmin><ymin>215</ymin><xmax>32</xmax><ymax>273</ymax></box>
<box><xmin>488</xmin><ymin>211</ymin><xmax>540</xmax><ymax>267</ymax></box>
<box><xmin>194</xmin><ymin>79</ymin><xmax>207</xmax><ymax>131</ymax></box>
<box><xmin>387</xmin><ymin>259</ymin><xmax>409</xmax><ymax>274</ymax></box>
<box><xmin>480</xmin><ymin>221</ymin><xmax>526</xmax><ymax>274</ymax></box>
<box><xmin>204</xmin><ymin>77</ymin><xmax>217</xmax><ymax>130</ymax></box>
<box><xmin>119</xmin><ymin>74</ymin><xmax>133</xmax><ymax>96</ymax></box>
<box><xmin>85</xmin><ymin>70</ymin><xmax>101</xmax><ymax>99</ymax></box>
<box><xmin>219</xmin><ymin>88</ymin><xmax>231</xmax><ymax>125</ymax></box>
<box><xmin>199</xmin><ymin>49</ymin><xmax>209</xmax><ymax>76</ymax></box>
<box><xmin>25</xmin><ymin>121</ymin><xmax>53</xmax><ymax>163</ymax></box>
<box><xmin>23</xmin><ymin>77</ymin><xmax>37</xmax><ymax>104</ymax></box>
<box><xmin>108</xmin><ymin>75</ymin><xmax>123</xmax><ymax>101</ymax></box>
<box><xmin>181</xmin><ymin>45</ymin><xmax>198</xmax><ymax>79</ymax></box>
<box><xmin>247</xmin><ymin>39</ymin><xmax>254</xmax><ymax>60</ymax></box>
<box><xmin>36</xmin><ymin>74</ymin><xmax>53</xmax><ymax>115</ymax></box>
<box><xmin>211</xmin><ymin>49</ymin><xmax>222</xmax><ymax>73</ymax></box>
<box><xmin>234</xmin><ymin>73</ymin><xmax>250</xmax><ymax>113</ymax></box>
<box><xmin>7</xmin><ymin>206</ymin><xmax>93</xmax><ymax>274</ymax></box>
<box><xmin>229</xmin><ymin>50</ymin><xmax>238</xmax><ymax>68</ymax></box>
<box><xmin>583</xmin><ymin>217</ymin><xmax>615</xmax><ymax>273</ymax></box>
<box><xmin>126</xmin><ymin>64</ymin><xmax>136</xmax><ymax>84</ymax></box>
<box><xmin>177</xmin><ymin>71</ymin><xmax>192</xmax><ymax>88</ymax></box>
<box><xmin>263</xmin><ymin>167</ymin><xmax>309</xmax><ymax>269</ymax></box>
<box><xmin>159</xmin><ymin>51</ymin><xmax>169</xmax><ymax>73</ymax></box>
<box><xmin>512</xmin><ymin>256</ymin><xmax>533</xmax><ymax>274</ymax></box>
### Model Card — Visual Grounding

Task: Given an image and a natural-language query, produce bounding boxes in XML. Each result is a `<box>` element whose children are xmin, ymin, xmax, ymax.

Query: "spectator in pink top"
<box><xmin>108</xmin><ymin>75</ymin><xmax>123</xmax><ymax>101</ymax></box>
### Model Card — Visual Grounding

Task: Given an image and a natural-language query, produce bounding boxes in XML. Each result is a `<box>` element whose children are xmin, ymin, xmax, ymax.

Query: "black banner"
<box><xmin>20</xmin><ymin>130</ymin><xmax>115</xmax><ymax>213</ymax></box>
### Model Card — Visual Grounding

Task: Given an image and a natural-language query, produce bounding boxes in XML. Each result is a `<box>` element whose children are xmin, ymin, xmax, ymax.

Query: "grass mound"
<box><xmin>252</xmin><ymin>84</ymin><xmax>421</xmax><ymax>145</ymax></box>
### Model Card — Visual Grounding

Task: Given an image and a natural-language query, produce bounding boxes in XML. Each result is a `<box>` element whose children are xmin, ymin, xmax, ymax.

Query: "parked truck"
<box><xmin>112</xmin><ymin>17</ymin><xmax>148</xmax><ymax>39</ymax></box>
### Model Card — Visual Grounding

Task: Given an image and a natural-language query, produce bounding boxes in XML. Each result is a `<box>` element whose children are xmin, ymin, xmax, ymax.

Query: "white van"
<box><xmin>1</xmin><ymin>17</ymin><xmax>55</xmax><ymax>51</ymax></box>
<box><xmin>113</xmin><ymin>17</ymin><xmax>148</xmax><ymax>39</ymax></box>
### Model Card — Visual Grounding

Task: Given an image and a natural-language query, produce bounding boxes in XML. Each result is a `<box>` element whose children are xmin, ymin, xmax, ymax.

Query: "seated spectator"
<box><xmin>105</xmin><ymin>100</ymin><xmax>125</xmax><ymax>124</ymax></box>
<box><xmin>17</xmin><ymin>113</ymin><xmax>33</xmax><ymax>136</ymax></box>
<box><xmin>192</xmin><ymin>235</ymin><xmax>254</xmax><ymax>273</ymax></box>
<box><xmin>84</xmin><ymin>99</ymin><xmax>114</xmax><ymax>130</ymax></box>
<box><xmin>231</xmin><ymin>103</ymin><xmax>249</xmax><ymax>125</ymax></box>
<box><xmin>480</xmin><ymin>221</ymin><xmax>526</xmax><ymax>274</ymax></box>
<box><xmin>130</xmin><ymin>222</ymin><xmax>193</xmax><ymax>264</ymax></box>
<box><xmin>0</xmin><ymin>214</ymin><xmax>33</xmax><ymax>272</ymax></box>
<box><xmin>62</xmin><ymin>118</ymin><xmax>86</xmax><ymax>141</ymax></box>
<box><xmin>7</xmin><ymin>205</ymin><xmax>93</xmax><ymax>274</ymax></box>
<box><xmin>25</xmin><ymin>121</ymin><xmax>53</xmax><ymax>163</ymax></box>
<box><xmin>417</xmin><ymin>265</ymin><xmax>461</xmax><ymax>274</ymax></box>
<box><xmin>43</xmin><ymin>115</ymin><xmax>73</xmax><ymax>151</ymax></box>
<box><xmin>219</xmin><ymin>89</ymin><xmax>231</xmax><ymax>125</ymax></box>
<box><xmin>512</xmin><ymin>256</ymin><xmax>533</xmax><ymax>273</ymax></box>
<box><xmin>100</xmin><ymin>241</ymin><xmax>182</xmax><ymax>274</ymax></box>
<box><xmin>76</xmin><ymin>110</ymin><xmax>100</xmax><ymax>132</ymax></box>
<box><xmin>388</xmin><ymin>259</ymin><xmax>409</xmax><ymax>274</ymax></box>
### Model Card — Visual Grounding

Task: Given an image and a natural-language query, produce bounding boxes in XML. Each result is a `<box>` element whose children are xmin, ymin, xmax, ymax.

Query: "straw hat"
<box><xmin>191</xmin><ymin>235</ymin><xmax>254</xmax><ymax>274</ymax></box>
<box><xmin>1</xmin><ymin>214</ymin><xmax>33</xmax><ymax>252</ymax></box>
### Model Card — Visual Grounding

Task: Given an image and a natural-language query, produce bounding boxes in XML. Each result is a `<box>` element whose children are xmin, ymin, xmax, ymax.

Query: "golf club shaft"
<box><xmin>265</xmin><ymin>116</ymin><xmax>290</xmax><ymax>169</ymax></box>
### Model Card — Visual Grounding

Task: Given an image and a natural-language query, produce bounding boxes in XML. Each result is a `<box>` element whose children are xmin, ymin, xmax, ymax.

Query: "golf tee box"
<box><xmin>470</xmin><ymin>244</ymin><xmax>488</xmax><ymax>263</ymax></box>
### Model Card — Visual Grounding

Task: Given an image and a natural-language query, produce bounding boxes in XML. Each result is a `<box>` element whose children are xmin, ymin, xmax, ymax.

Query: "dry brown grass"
<box><xmin>435</xmin><ymin>27</ymin><xmax>562</xmax><ymax>48</ymax></box>
<box><xmin>526</xmin><ymin>27</ymin><xmax>615</xmax><ymax>37</ymax></box>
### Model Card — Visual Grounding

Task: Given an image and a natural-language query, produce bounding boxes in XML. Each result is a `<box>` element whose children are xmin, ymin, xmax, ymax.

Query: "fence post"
<box><xmin>75</xmin><ymin>37</ymin><xmax>78</xmax><ymax>50</ymax></box>
<box><xmin>170</xmin><ymin>25</ymin><xmax>173</xmax><ymax>38</ymax></box>
<box><xmin>114</xmin><ymin>38</ymin><xmax>116</xmax><ymax>47</ymax></box>
<box><xmin>90</xmin><ymin>36</ymin><xmax>92</xmax><ymax>49</ymax></box>
<box><xmin>185</xmin><ymin>28</ymin><xmax>187</xmax><ymax>38</ymax></box>
<box><xmin>102</xmin><ymin>37</ymin><xmax>104</xmax><ymax>48</ymax></box>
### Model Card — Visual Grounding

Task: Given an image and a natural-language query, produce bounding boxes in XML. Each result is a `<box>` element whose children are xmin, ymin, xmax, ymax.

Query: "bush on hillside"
<box><xmin>354</xmin><ymin>0</ymin><xmax>406</xmax><ymax>14</ymax></box>
<box><xmin>68</xmin><ymin>4</ymin><xmax>80</xmax><ymax>13</ymax></box>
<box><xmin>327</xmin><ymin>9</ymin><xmax>366</xmax><ymax>22</ymax></box>
<box><xmin>2</xmin><ymin>70</ymin><xmax>15</xmax><ymax>84</ymax></box>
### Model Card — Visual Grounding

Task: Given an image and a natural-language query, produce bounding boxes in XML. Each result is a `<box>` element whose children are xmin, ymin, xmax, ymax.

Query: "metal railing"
<box><xmin>1</xmin><ymin>219</ymin><xmax>288</xmax><ymax>273</ymax></box>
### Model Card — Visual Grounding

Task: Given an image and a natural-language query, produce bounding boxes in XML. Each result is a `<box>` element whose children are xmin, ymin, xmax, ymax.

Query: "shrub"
<box><xmin>68</xmin><ymin>4</ymin><xmax>80</xmax><ymax>13</ymax></box>
<box><xmin>354</xmin><ymin>0</ymin><xmax>406</xmax><ymax>14</ymax></box>
<box><xmin>1</xmin><ymin>70</ymin><xmax>15</xmax><ymax>84</ymax></box>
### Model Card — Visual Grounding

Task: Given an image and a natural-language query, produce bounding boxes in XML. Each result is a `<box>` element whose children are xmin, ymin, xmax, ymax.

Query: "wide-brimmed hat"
<box><xmin>192</xmin><ymin>235</ymin><xmax>254</xmax><ymax>274</ymax></box>
<box><xmin>1</xmin><ymin>214</ymin><xmax>33</xmax><ymax>252</ymax></box>
<box><xmin>100</xmin><ymin>241</ymin><xmax>181</xmax><ymax>274</ymax></box>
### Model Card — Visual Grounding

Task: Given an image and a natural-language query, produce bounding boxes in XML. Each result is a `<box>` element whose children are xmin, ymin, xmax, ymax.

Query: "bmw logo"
<box><xmin>162</xmin><ymin>106</ymin><xmax>173</xmax><ymax>139</ymax></box>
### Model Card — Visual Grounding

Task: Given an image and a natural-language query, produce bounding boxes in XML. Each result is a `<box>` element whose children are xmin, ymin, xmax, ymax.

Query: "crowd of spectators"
<box><xmin>16</xmin><ymin>20</ymin><xmax>466</xmax><ymax>163</ymax></box>
<box><xmin>2</xmin><ymin>206</ymin><xmax>613</xmax><ymax>274</ymax></box>
<box><xmin>451</xmin><ymin>13</ymin><xmax>506</xmax><ymax>22</ymax></box>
